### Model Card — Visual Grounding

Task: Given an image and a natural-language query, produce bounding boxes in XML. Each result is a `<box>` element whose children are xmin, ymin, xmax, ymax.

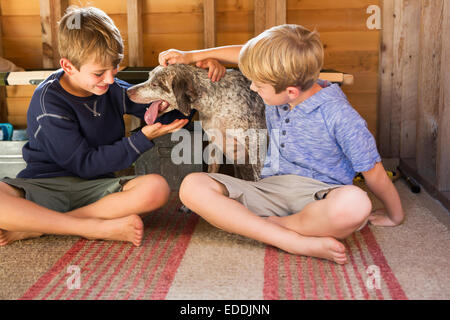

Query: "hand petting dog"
<box><xmin>159</xmin><ymin>49</ymin><xmax>226</xmax><ymax>82</ymax></box>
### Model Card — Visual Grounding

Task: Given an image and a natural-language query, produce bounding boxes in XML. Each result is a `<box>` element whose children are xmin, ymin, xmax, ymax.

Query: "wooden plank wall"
<box><xmin>1</xmin><ymin>0</ymin><xmax>380</xmax><ymax>138</ymax></box>
<box><xmin>379</xmin><ymin>0</ymin><xmax>449</xmax><ymax>209</ymax></box>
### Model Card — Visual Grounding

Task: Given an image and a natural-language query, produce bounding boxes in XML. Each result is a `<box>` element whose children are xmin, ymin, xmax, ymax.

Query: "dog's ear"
<box><xmin>172</xmin><ymin>71</ymin><xmax>197</xmax><ymax>116</ymax></box>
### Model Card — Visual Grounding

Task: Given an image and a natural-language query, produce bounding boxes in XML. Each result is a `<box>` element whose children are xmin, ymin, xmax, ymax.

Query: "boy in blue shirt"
<box><xmin>0</xmin><ymin>7</ymin><xmax>189</xmax><ymax>246</ymax></box>
<box><xmin>159</xmin><ymin>24</ymin><xmax>405</xmax><ymax>264</ymax></box>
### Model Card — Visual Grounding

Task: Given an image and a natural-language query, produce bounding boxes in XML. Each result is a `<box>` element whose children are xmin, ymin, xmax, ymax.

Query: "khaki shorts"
<box><xmin>208</xmin><ymin>173</ymin><xmax>343</xmax><ymax>217</ymax></box>
<box><xmin>1</xmin><ymin>175</ymin><xmax>136</xmax><ymax>213</ymax></box>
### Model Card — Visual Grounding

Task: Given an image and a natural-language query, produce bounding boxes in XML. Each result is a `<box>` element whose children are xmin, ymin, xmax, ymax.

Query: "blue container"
<box><xmin>0</xmin><ymin>123</ymin><xmax>13</xmax><ymax>141</ymax></box>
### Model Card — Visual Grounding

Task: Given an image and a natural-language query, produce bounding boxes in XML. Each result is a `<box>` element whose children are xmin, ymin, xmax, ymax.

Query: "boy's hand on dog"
<box><xmin>159</xmin><ymin>49</ymin><xmax>192</xmax><ymax>66</ymax></box>
<box><xmin>196</xmin><ymin>59</ymin><xmax>226</xmax><ymax>82</ymax></box>
<box><xmin>159</xmin><ymin>50</ymin><xmax>225</xmax><ymax>82</ymax></box>
<box><xmin>141</xmin><ymin>119</ymin><xmax>189</xmax><ymax>141</ymax></box>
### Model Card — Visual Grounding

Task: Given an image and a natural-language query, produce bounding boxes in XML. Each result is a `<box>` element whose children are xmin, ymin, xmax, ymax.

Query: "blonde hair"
<box><xmin>58</xmin><ymin>6</ymin><xmax>124</xmax><ymax>70</ymax></box>
<box><xmin>239</xmin><ymin>24</ymin><xmax>323</xmax><ymax>93</ymax></box>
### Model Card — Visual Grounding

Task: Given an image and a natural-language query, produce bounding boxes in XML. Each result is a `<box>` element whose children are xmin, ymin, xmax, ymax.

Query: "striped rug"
<box><xmin>17</xmin><ymin>193</ymin><xmax>408</xmax><ymax>300</ymax></box>
<box><xmin>263</xmin><ymin>226</ymin><xmax>408</xmax><ymax>300</ymax></box>
<box><xmin>20</xmin><ymin>193</ymin><xmax>199</xmax><ymax>300</ymax></box>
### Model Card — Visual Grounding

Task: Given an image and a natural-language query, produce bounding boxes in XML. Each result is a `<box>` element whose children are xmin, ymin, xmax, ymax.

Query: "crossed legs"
<box><xmin>179</xmin><ymin>173</ymin><xmax>372</xmax><ymax>264</ymax></box>
<box><xmin>0</xmin><ymin>174</ymin><xmax>170</xmax><ymax>246</ymax></box>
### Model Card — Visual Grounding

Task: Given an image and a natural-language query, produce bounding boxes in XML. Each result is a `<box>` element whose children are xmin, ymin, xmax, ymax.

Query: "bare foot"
<box><xmin>299</xmin><ymin>236</ymin><xmax>348</xmax><ymax>265</ymax></box>
<box><xmin>95</xmin><ymin>215</ymin><xmax>144</xmax><ymax>247</ymax></box>
<box><xmin>266</xmin><ymin>216</ymin><xmax>348</xmax><ymax>264</ymax></box>
<box><xmin>0</xmin><ymin>229</ymin><xmax>43</xmax><ymax>246</ymax></box>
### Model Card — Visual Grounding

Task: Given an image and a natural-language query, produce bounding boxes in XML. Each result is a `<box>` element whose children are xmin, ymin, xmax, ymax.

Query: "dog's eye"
<box><xmin>151</xmin><ymin>83</ymin><xmax>157</xmax><ymax>87</ymax></box>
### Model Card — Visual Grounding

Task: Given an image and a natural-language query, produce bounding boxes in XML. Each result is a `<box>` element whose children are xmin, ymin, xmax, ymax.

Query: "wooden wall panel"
<box><xmin>378</xmin><ymin>0</ymin><xmax>394</xmax><ymax>157</ymax></box>
<box><xmin>392</xmin><ymin>0</ymin><xmax>420</xmax><ymax>159</ymax></box>
<box><xmin>0</xmin><ymin>2</ymin><xmax>5</xmax><ymax>123</ymax></box>
<box><xmin>287</xmin><ymin>0</ymin><xmax>372</xmax><ymax>10</ymax></box>
<box><xmin>1</xmin><ymin>0</ymin><xmax>381</xmax><ymax>139</ymax></box>
<box><xmin>437</xmin><ymin>0</ymin><xmax>450</xmax><ymax>192</ymax></box>
<box><xmin>127</xmin><ymin>0</ymin><xmax>144</xmax><ymax>66</ymax></box>
<box><xmin>416</xmin><ymin>0</ymin><xmax>443</xmax><ymax>185</ymax></box>
<box><xmin>286</xmin><ymin>0</ymin><xmax>380</xmax><ymax>138</ymax></box>
<box><xmin>203</xmin><ymin>0</ymin><xmax>216</xmax><ymax>48</ymax></box>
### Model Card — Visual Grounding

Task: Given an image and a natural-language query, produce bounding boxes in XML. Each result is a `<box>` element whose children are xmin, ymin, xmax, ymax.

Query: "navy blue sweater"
<box><xmin>18</xmin><ymin>69</ymin><xmax>189</xmax><ymax>180</ymax></box>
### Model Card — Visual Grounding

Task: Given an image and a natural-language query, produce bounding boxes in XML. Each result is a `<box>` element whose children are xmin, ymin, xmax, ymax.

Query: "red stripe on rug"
<box><xmin>82</xmin><ymin>242</ymin><xmax>128</xmax><ymax>300</ymax></box>
<box><xmin>283</xmin><ymin>254</ymin><xmax>293</xmax><ymax>300</ymax></box>
<box><xmin>263</xmin><ymin>246</ymin><xmax>279</xmax><ymax>300</ymax></box>
<box><xmin>53</xmin><ymin>242</ymin><xmax>109</xmax><ymax>300</ymax></box>
<box><xmin>137</xmin><ymin>212</ymin><xmax>197</xmax><ymax>299</ymax></box>
<box><xmin>93</xmin><ymin>207</ymin><xmax>169</xmax><ymax>299</ymax></box>
<box><xmin>107</xmin><ymin>203</ymin><xmax>177</xmax><ymax>300</ymax></box>
<box><xmin>341</xmin><ymin>264</ymin><xmax>355</xmax><ymax>300</ymax></box>
<box><xmin>42</xmin><ymin>241</ymin><xmax>98</xmax><ymax>300</ymax></box>
<box><xmin>95</xmin><ymin>243</ymin><xmax>138</xmax><ymax>299</ymax></box>
<box><xmin>20</xmin><ymin>239</ymin><xmax>88</xmax><ymax>300</ymax></box>
<box><xmin>306</xmin><ymin>257</ymin><xmax>317</xmax><ymax>299</ymax></box>
<box><xmin>340</xmin><ymin>262</ymin><xmax>356</xmax><ymax>299</ymax></box>
<box><xmin>126</xmin><ymin>207</ymin><xmax>185</xmax><ymax>300</ymax></box>
<box><xmin>295</xmin><ymin>256</ymin><xmax>306</xmax><ymax>300</ymax></box>
<box><xmin>329</xmin><ymin>263</ymin><xmax>344</xmax><ymax>300</ymax></box>
<box><xmin>344</xmin><ymin>239</ymin><xmax>370</xmax><ymax>299</ymax></box>
<box><xmin>360</xmin><ymin>227</ymin><xmax>408</xmax><ymax>300</ymax></box>
<box><xmin>66</xmin><ymin>242</ymin><xmax>117</xmax><ymax>300</ymax></box>
<box><xmin>149</xmin><ymin>213</ymin><xmax>199</xmax><ymax>300</ymax></box>
<box><xmin>352</xmin><ymin>232</ymin><xmax>384</xmax><ymax>300</ymax></box>
<box><xmin>317</xmin><ymin>260</ymin><xmax>331</xmax><ymax>300</ymax></box>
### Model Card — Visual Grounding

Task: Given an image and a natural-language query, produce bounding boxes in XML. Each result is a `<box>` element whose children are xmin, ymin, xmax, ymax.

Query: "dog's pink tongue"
<box><xmin>144</xmin><ymin>100</ymin><xmax>161</xmax><ymax>125</ymax></box>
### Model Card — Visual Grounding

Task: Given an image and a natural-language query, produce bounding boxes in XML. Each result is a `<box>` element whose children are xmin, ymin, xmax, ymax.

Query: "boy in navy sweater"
<box><xmin>0</xmin><ymin>7</ymin><xmax>189</xmax><ymax>246</ymax></box>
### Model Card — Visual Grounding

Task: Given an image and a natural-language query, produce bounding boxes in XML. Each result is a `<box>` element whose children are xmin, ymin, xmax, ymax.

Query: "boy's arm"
<box><xmin>158</xmin><ymin>45</ymin><xmax>243</xmax><ymax>66</ymax></box>
<box><xmin>361</xmin><ymin>162</ymin><xmax>405</xmax><ymax>226</ymax></box>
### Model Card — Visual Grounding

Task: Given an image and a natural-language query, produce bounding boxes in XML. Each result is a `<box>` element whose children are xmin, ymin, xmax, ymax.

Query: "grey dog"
<box><xmin>127</xmin><ymin>64</ymin><xmax>267</xmax><ymax>181</ymax></box>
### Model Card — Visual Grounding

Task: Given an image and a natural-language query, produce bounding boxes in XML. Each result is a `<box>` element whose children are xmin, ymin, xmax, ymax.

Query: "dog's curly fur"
<box><xmin>127</xmin><ymin>64</ymin><xmax>267</xmax><ymax>181</ymax></box>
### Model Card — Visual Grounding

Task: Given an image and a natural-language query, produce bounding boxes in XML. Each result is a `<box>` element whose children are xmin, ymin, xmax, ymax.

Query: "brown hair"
<box><xmin>58</xmin><ymin>6</ymin><xmax>124</xmax><ymax>70</ymax></box>
<box><xmin>239</xmin><ymin>24</ymin><xmax>323</xmax><ymax>93</ymax></box>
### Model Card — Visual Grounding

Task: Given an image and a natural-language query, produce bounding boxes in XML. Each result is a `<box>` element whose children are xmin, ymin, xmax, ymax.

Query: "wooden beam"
<box><xmin>416</xmin><ymin>0</ymin><xmax>444</xmax><ymax>186</ymax></box>
<box><xmin>203</xmin><ymin>0</ymin><xmax>216</xmax><ymax>48</ymax></box>
<box><xmin>127</xmin><ymin>0</ymin><xmax>144</xmax><ymax>67</ymax></box>
<box><xmin>275</xmin><ymin>0</ymin><xmax>286</xmax><ymax>26</ymax></box>
<box><xmin>265</xmin><ymin>0</ymin><xmax>276</xmax><ymax>28</ymax></box>
<box><xmin>255</xmin><ymin>0</ymin><xmax>286</xmax><ymax>35</ymax></box>
<box><xmin>39</xmin><ymin>0</ymin><xmax>68</xmax><ymax>69</ymax></box>
<box><xmin>437</xmin><ymin>0</ymin><xmax>450</xmax><ymax>191</ymax></box>
<box><xmin>40</xmin><ymin>0</ymin><xmax>53</xmax><ymax>68</ymax></box>
<box><xmin>377</xmin><ymin>0</ymin><xmax>395</xmax><ymax>157</ymax></box>
<box><xmin>254</xmin><ymin>0</ymin><xmax>266</xmax><ymax>36</ymax></box>
<box><xmin>51</xmin><ymin>0</ymin><xmax>68</xmax><ymax>67</ymax></box>
<box><xmin>126</xmin><ymin>1</ymin><xmax>144</xmax><ymax>130</ymax></box>
<box><xmin>392</xmin><ymin>0</ymin><xmax>420</xmax><ymax>159</ymax></box>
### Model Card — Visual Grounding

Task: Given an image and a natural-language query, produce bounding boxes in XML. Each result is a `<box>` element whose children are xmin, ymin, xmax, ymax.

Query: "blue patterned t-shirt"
<box><xmin>261</xmin><ymin>80</ymin><xmax>381</xmax><ymax>185</ymax></box>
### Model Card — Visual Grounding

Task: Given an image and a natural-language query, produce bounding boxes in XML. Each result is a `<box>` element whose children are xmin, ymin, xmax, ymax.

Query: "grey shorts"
<box><xmin>0</xmin><ymin>175</ymin><xmax>136</xmax><ymax>213</ymax></box>
<box><xmin>208</xmin><ymin>173</ymin><xmax>343</xmax><ymax>217</ymax></box>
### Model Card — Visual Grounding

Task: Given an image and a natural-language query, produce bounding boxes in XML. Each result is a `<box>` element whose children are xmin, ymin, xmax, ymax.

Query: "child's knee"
<box><xmin>179</xmin><ymin>173</ymin><xmax>221</xmax><ymax>204</ymax></box>
<box><xmin>179</xmin><ymin>173</ymin><xmax>203</xmax><ymax>202</ymax></box>
<box><xmin>139</xmin><ymin>174</ymin><xmax>170</xmax><ymax>207</ymax></box>
<box><xmin>328</xmin><ymin>185</ymin><xmax>372</xmax><ymax>226</ymax></box>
